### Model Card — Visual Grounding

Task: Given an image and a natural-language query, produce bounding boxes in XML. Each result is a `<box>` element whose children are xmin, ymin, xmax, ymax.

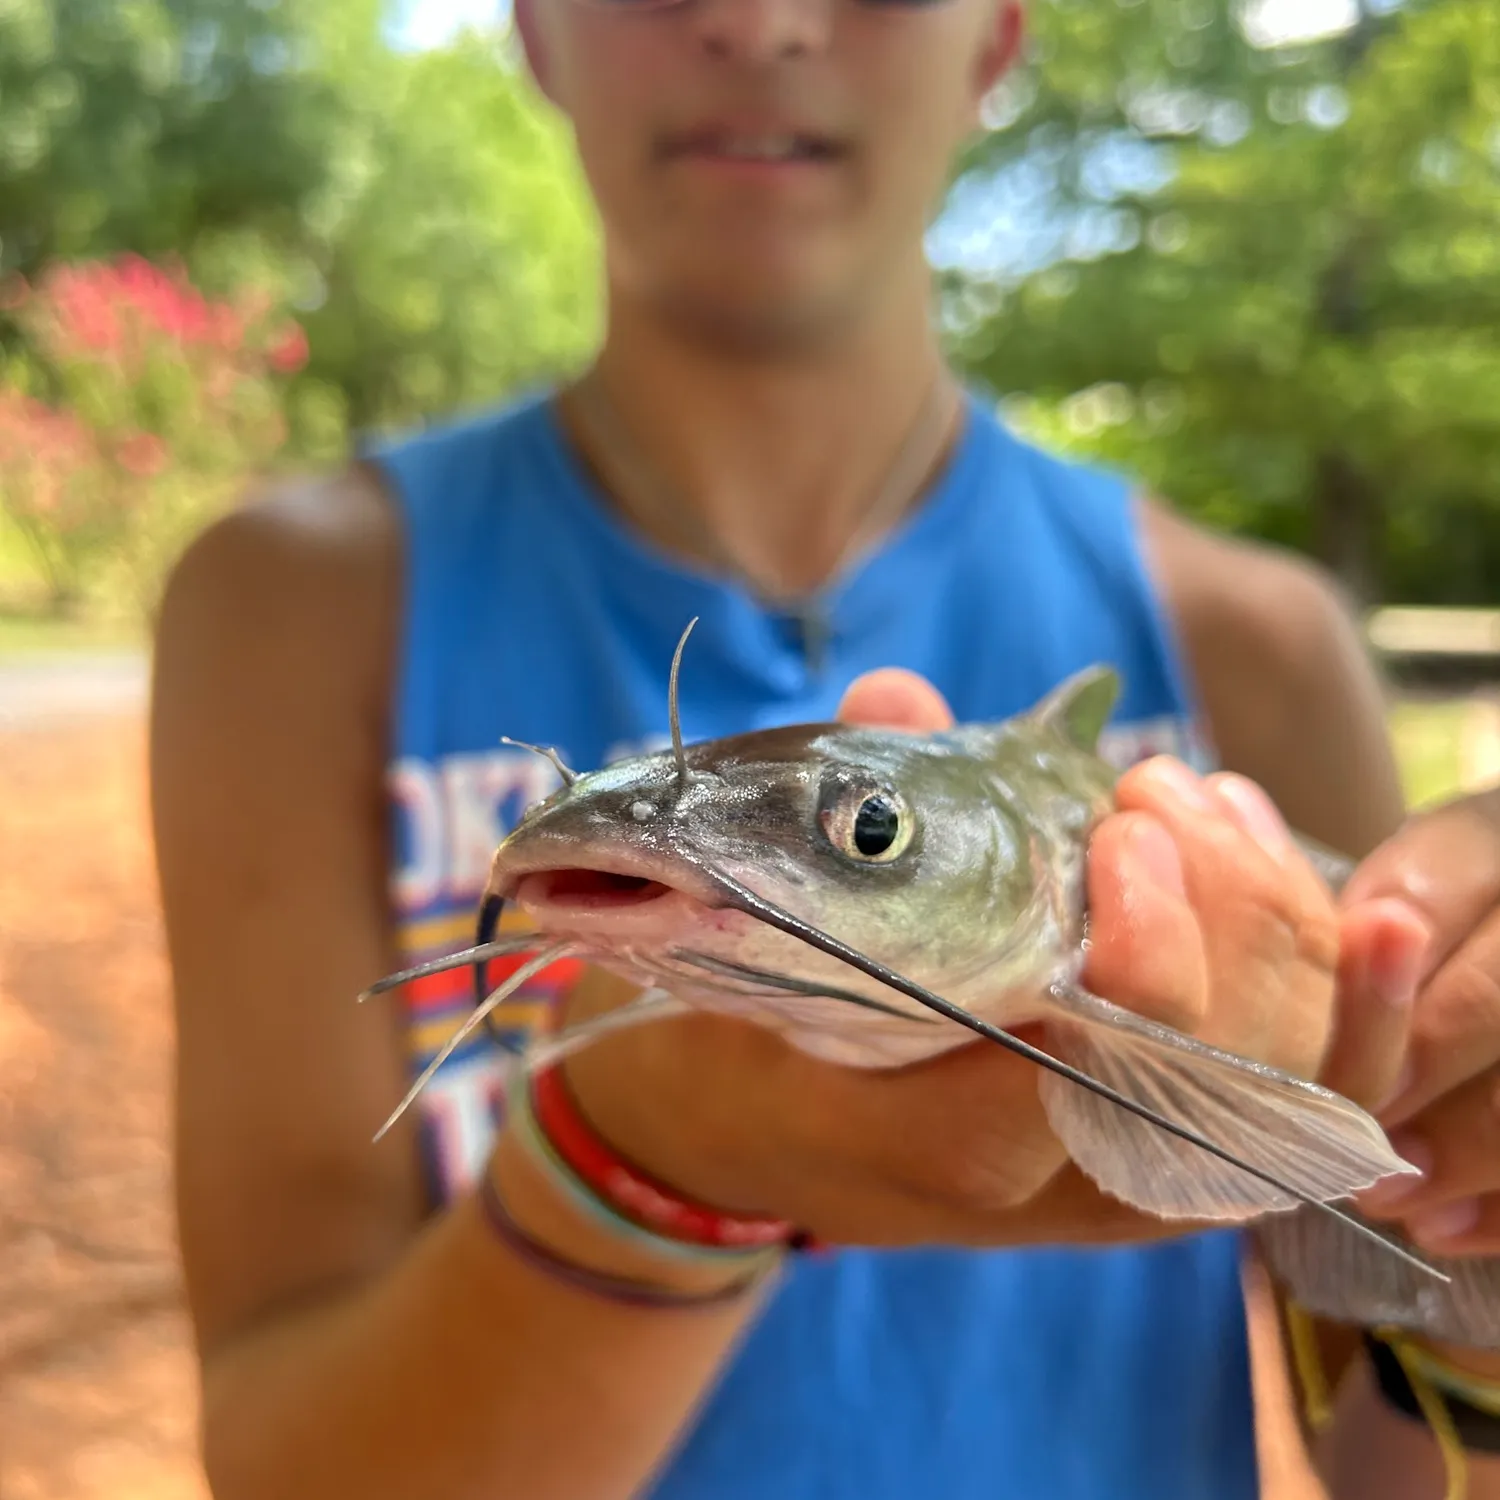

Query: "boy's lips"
<box><xmin>657</xmin><ymin>122</ymin><xmax>851</xmax><ymax>175</ymax></box>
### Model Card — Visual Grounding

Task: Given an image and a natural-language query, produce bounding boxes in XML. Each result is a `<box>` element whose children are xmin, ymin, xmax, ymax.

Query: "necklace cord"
<box><xmin>566</xmin><ymin>368</ymin><xmax>961</xmax><ymax>665</ymax></box>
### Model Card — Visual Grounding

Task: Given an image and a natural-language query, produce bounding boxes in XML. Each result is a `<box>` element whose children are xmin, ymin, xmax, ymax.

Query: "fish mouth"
<box><xmin>516</xmin><ymin>868</ymin><xmax>676</xmax><ymax>912</ymax></box>
<box><xmin>499</xmin><ymin>854</ymin><xmax>731</xmax><ymax>945</ymax></box>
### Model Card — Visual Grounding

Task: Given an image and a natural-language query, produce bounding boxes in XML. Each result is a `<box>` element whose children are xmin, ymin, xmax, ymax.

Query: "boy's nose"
<box><xmin>688</xmin><ymin>0</ymin><xmax>836</xmax><ymax>63</ymax></box>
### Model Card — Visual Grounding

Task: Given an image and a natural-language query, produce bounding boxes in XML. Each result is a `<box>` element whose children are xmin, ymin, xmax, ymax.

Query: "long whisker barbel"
<box><xmin>668</xmin><ymin>616</ymin><xmax>697</xmax><ymax>793</ymax></box>
<box><xmin>475</xmin><ymin>893</ymin><xmax>507</xmax><ymax>1009</ymax></box>
<box><xmin>519</xmin><ymin>989</ymin><xmax>692</xmax><ymax>1074</ymax></box>
<box><xmin>358</xmin><ymin>886</ymin><xmax>1443</xmax><ymax>1279</ymax></box>
<box><xmin>670</xmin><ymin>949</ymin><xmax>944</xmax><ymax>1025</ymax></box>
<box><xmin>356</xmin><ymin>880</ymin><xmax>1442</xmax><ymax>1275</ymax></box>
<box><xmin>372</xmin><ymin>942</ymin><xmax>577</xmax><ymax>1142</ymax></box>
<box><xmin>700</xmin><ymin>866</ymin><xmax>1450</xmax><ymax>1285</ymax></box>
<box><xmin>358</xmin><ymin>933</ymin><xmax>543</xmax><ymax>1003</ymax></box>
<box><xmin>501</xmin><ymin>736</ymin><xmax>579</xmax><ymax>788</ymax></box>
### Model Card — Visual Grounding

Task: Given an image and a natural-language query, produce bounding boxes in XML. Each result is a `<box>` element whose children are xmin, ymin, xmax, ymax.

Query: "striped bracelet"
<box><xmin>474</xmin><ymin>1170</ymin><xmax>772</xmax><ymax>1310</ymax></box>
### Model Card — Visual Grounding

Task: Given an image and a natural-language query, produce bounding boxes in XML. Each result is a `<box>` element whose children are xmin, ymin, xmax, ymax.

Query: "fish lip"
<box><xmin>488</xmin><ymin>838</ymin><xmax>714</xmax><ymax>898</ymax></box>
<box><xmin>515</xmin><ymin>877</ymin><xmax>726</xmax><ymax>948</ymax></box>
<box><xmin>486</xmin><ymin>838</ymin><xmax>732</xmax><ymax>940</ymax></box>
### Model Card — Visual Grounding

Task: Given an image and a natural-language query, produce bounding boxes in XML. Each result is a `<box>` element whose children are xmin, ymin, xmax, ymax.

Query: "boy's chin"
<box><xmin>643</xmin><ymin>265</ymin><xmax>873</xmax><ymax>354</ymax></box>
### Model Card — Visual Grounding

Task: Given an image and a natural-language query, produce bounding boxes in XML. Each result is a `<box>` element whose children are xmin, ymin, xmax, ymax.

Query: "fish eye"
<box><xmin>819</xmin><ymin>784</ymin><xmax>914</xmax><ymax>865</ymax></box>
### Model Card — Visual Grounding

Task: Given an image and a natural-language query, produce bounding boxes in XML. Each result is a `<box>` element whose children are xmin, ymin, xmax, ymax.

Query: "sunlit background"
<box><xmin>397</xmin><ymin>0</ymin><xmax>1375</xmax><ymax>47</ymax></box>
<box><xmin>395</xmin><ymin>0</ymin><xmax>1397</xmax><ymax>50</ymax></box>
<box><xmin>2</xmin><ymin>0</ymin><xmax>1498</xmax><ymax>1494</ymax></box>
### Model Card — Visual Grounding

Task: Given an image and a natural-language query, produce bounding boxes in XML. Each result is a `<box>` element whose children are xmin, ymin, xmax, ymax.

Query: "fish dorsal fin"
<box><xmin>1031</xmin><ymin>666</ymin><xmax>1122</xmax><ymax>753</ymax></box>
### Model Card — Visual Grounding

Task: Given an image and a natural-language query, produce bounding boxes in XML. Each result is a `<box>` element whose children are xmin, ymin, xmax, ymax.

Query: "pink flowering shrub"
<box><xmin>0</xmin><ymin>254</ymin><xmax>308</xmax><ymax>615</ymax></box>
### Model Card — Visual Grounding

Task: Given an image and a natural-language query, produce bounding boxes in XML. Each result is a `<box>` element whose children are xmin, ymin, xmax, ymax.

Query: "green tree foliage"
<box><xmin>0</xmin><ymin>1</ymin><xmax>599</xmax><ymax>456</ymax></box>
<box><xmin>0</xmin><ymin>0</ymin><xmax>370</xmax><ymax>273</ymax></box>
<box><xmin>8</xmin><ymin>0</ymin><xmax>1498</xmax><ymax>608</ymax></box>
<box><xmin>285</xmin><ymin>31</ymin><xmax>601</xmax><ymax>445</ymax></box>
<box><xmin>944</xmin><ymin>0</ymin><xmax>1500</xmax><ymax>605</ymax></box>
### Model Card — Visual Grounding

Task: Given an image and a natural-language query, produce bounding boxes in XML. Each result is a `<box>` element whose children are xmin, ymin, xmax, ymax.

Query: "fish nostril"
<box><xmin>630</xmin><ymin>800</ymin><xmax>657</xmax><ymax>823</ymax></box>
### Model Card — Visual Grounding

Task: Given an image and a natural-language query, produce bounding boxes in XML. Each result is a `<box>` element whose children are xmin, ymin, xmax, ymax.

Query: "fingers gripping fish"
<box><xmin>1256</xmin><ymin>838</ymin><xmax>1500</xmax><ymax>1348</ymax></box>
<box><xmin>363</xmin><ymin>623</ymin><xmax>1500</xmax><ymax>1345</ymax></box>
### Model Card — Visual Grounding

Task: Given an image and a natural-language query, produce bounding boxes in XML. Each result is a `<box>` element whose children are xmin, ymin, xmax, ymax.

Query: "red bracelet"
<box><xmin>530</xmin><ymin>1061</ymin><xmax>824</xmax><ymax>1253</ymax></box>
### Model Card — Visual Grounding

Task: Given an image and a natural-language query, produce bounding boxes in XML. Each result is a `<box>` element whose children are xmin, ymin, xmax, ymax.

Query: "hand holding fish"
<box><xmin>1251</xmin><ymin>785</ymin><xmax>1500</xmax><ymax>1366</ymax></box>
<box><xmin>1245</xmin><ymin>790</ymin><xmax>1500</xmax><ymax>1500</ymax></box>
<box><xmin>1344</xmin><ymin>789</ymin><xmax>1500</xmax><ymax>1256</ymax></box>
<box><xmin>836</xmin><ymin>676</ymin><xmax>1500</xmax><ymax>1363</ymax></box>
<box><xmin>1324</xmin><ymin>789</ymin><xmax>1500</xmax><ymax>1378</ymax></box>
<box><xmin>833</xmin><ymin>678</ymin><xmax>1500</xmax><ymax>1363</ymax></box>
<box><xmin>807</xmin><ymin>667</ymin><xmax>1425</xmax><ymax>1245</ymax></box>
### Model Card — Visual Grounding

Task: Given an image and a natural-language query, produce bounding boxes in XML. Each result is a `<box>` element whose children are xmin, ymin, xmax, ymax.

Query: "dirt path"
<box><xmin>0</xmin><ymin>653</ymin><xmax>148</xmax><ymax>731</ymax></box>
<box><xmin>1461</xmin><ymin>694</ymin><xmax>1500</xmax><ymax>789</ymax></box>
<box><xmin>0</xmin><ymin>714</ymin><xmax>208</xmax><ymax>1500</ymax></box>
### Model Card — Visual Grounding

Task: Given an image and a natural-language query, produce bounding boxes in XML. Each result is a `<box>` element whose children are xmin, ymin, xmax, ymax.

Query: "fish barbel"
<box><xmin>365</xmin><ymin>628</ymin><xmax>1500</xmax><ymax>1347</ymax></box>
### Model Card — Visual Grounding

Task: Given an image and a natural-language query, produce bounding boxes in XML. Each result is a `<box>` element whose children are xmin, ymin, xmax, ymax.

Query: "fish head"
<box><xmin>484</xmin><ymin>722</ymin><xmax>1075</xmax><ymax>1047</ymax></box>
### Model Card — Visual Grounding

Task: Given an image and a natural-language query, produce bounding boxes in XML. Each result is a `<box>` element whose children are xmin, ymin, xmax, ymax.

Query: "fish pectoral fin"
<box><xmin>1038</xmin><ymin>980</ymin><xmax>1418</xmax><ymax>1223</ymax></box>
<box><xmin>1256</xmin><ymin>1207</ymin><xmax>1500</xmax><ymax>1350</ymax></box>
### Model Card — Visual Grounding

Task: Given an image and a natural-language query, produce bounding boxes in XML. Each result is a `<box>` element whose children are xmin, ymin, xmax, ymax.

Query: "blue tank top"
<box><xmin>366</xmin><ymin>389</ymin><xmax>1258</xmax><ymax>1500</ymax></box>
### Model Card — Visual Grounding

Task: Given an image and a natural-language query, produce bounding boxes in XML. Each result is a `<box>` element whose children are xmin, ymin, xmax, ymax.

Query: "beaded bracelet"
<box><xmin>475</xmin><ymin>1169</ymin><xmax>773</xmax><ymax>1310</ymax></box>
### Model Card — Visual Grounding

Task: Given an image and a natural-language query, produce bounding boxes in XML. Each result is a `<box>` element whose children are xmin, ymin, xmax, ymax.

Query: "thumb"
<box><xmin>838</xmin><ymin>668</ymin><xmax>955</xmax><ymax>734</ymax></box>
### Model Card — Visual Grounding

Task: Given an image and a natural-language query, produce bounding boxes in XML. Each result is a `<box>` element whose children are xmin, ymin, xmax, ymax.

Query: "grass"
<box><xmin>0</xmin><ymin>520</ymin><xmax>145</xmax><ymax>653</ymax></box>
<box><xmin>1389</xmin><ymin>699</ymin><xmax>1478</xmax><ymax>810</ymax></box>
<box><xmin>0</xmin><ymin>611</ymin><xmax>145</xmax><ymax>654</ymax></box>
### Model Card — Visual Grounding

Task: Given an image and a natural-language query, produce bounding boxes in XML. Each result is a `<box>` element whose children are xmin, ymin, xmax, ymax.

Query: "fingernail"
<box><xmin>1409</xmin><ymin>1198</ymin><xmax>1480</xmax><ymax>1248</ymax></box>
<box><xmin>1212</xmin><ymin>775</ymin><xmax>1292</xmax><ymax>859</ymax></box>
<box><xmin>1363</xmin><ymin>904</ymin><xmax>1432</xmax><ymax>1012</ymax></box>
<box><xmin>1367</xmin><ymin>943</ymin><xmax>1426</xmax><ymax>1013</ymax></box>
<box><xmin>1358</xmin><ymin>1133</ymin><xmax>1431</xmax><ymax>1210</ymax></box>
<box><xmin>1129</xmin><ymin>819</ymin><xmax>1187</xmax><ymax>900</ymax></box>
<box><xmin>1143</xmin><ymin>758</ymin><xmax>1216</xmax><ymax>814</ymax></box>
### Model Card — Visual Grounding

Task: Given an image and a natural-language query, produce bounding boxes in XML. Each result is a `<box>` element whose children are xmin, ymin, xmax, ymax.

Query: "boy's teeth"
<box><xmin>719</xmin><ymin>135</ymin><xmax>803</xmax><ymax>159</ymax></box>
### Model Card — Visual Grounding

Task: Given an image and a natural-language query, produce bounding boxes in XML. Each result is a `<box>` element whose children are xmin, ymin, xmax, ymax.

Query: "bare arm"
<box><xmin>1142</xmin><ymin>497</ymin><xmax>1407</xmax><ymax>859</ymax></box>
<box><xmin>152</xmin><ymin>469</ymin><xmax>756</xmax><ymax>1500</ymax></box>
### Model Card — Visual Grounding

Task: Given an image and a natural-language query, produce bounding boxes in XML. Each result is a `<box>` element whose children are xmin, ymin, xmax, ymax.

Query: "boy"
<box><xmin>151</xmin><ymin>0</ymin><xmax>1500</xmax><ymax>1494</ymax></box>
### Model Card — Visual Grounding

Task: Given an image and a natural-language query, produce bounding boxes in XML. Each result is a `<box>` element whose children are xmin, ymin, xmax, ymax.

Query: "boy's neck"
<box><xmin>558</xmin><ymin>273</ymin><xmax>965</xmax><ymax>603</ymax></box>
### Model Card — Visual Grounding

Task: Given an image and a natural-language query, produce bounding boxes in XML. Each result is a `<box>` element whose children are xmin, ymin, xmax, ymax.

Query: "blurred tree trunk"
<box><xmin>1311</xmin><ymin>0</ymin><xmax>1382</xmax><ymax>622</ymax></box>
<box><xmin>1313</xmin><ymin>450</ymin><xmax>1382</xmax><ymax>608</ymax></box>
